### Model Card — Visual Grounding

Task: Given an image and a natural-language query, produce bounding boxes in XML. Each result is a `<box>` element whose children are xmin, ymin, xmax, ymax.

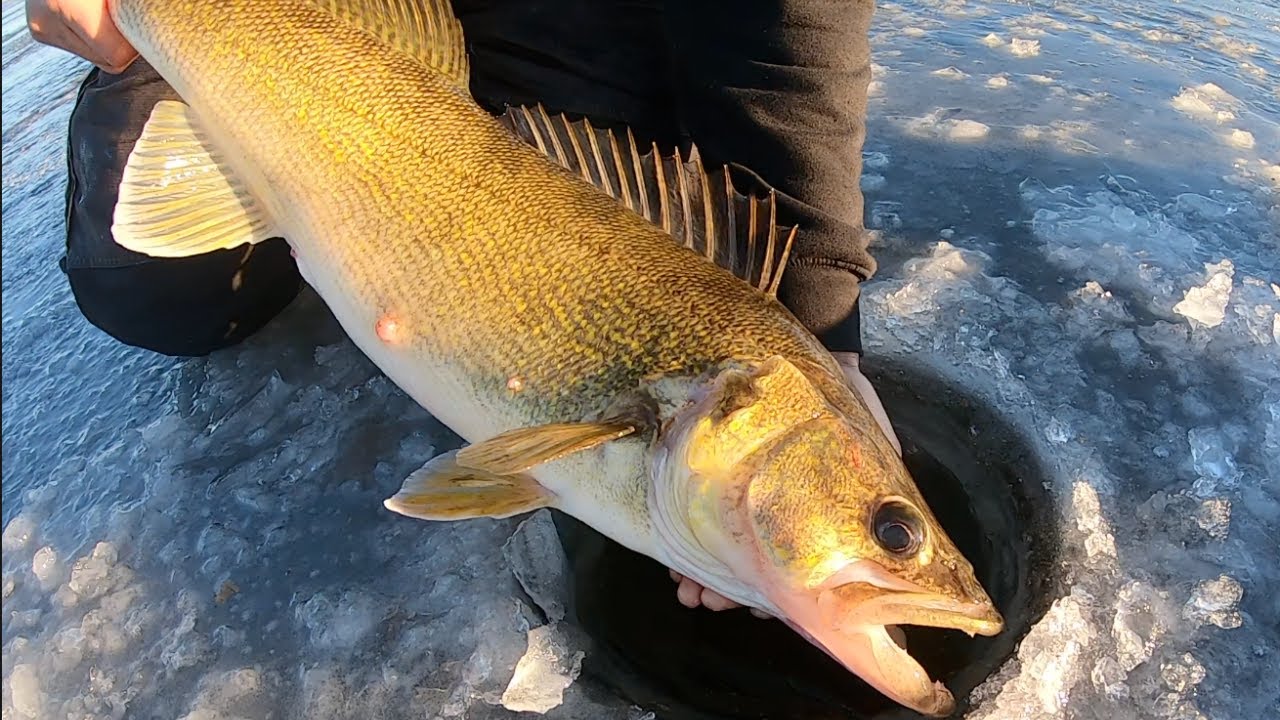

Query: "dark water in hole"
<box><xmin>553</xmin><ymin>360</ymin><xmax>1061</xmax><ymax>719</ymax></box>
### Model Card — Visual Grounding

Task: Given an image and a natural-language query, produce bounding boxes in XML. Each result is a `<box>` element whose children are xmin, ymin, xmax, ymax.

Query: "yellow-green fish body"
<box><xmin>107</xmin><ymin>1</ymin><xmax>1002</xmax><ymax>714</ymax></box>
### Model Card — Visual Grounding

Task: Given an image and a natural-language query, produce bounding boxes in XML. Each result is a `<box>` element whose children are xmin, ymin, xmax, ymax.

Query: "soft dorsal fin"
<box><xmin>315</xmin><ymin>0</ymin><xmax>469</xmax><ymax>88</ymax></box>
<box><xmin>501</xmin><ymin>105</ymin><xmax>797</xmax><ymax>297</ymax></box>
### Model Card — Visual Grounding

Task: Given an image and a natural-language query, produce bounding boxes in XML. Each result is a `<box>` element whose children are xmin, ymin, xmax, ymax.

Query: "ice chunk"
<box><xmin>65</xmin><ymin>541</ymin><xmax>127</xmax><ymax>604</ymax></box>
<box><xmin>932</xmin><ymin>66</ymin><xmax>968</xmax><ymax>80</ymax></box>
<box><xmin>1187</xmin><ymin>427</ymin><xmax>1241</xmax><ymax>497</ymax></box>
<box><xmin>869</xmin><ymin>201</ymin><xmax>903</xmax><ymax>231</ymax></box>
<box><xmin>1193</xmin><ymin>498</ymin><xmax>1231</xmax><ymax>540</ymax></box>
<box><xmin>1173</xmin><ymin>260</ymin><xmax>1234</xmax><ymax>328</ymax></box>
<box><xmin>902</xmin><ymin>26</ymin><xmax>927</xmax><ymax>38</ymax></box>
<box><xmin>296</xmin><ymin>590</ymin><xmax>383</xmax><ymax>650</ymax></box>
<box><xmin>1142</xmin><ymin>29</ymin><xmax>1184</xmax><ymax>43</ymax></box>
<box><xmin>986</xmin><ymin>75</ymin><xmax>1010</xmax><ymax>88</ymax></box>
<box><xmin>1073</xmin><ymin>483</ymin><xmax>1117</xmax><ymax>560</ymax></box>
<box><xmin>3</xmin><ymin>515</ymin><xmax>37</xmax><ymax>550</ymax></box>
<box><xmin>1171</xmin><ymin>83</ymin><xmax>1240</xmax><ymax>121</ymax></box>
<box><xmin>7</xmin><ymin>663</ymin><xmax>45</xmax><ymax>719</ymax></box>
<box><xmin>860</xmin><ymin>173</ymin><xmax>886</xmax><ymax>191</ymax></box>
<box><xmin>1224</xmin><ymin>129</ymin><xmax>1255</xmax><ymax>148</ymax></box>
<box><xmin>503</xmin><ymin>510</ymin><xmax>572</xmax><ymax>623</ymax></box>
<box><xmin>1027</xmin><ymin>74</ymin><xmax>1055</xmax><ymax>84</ymax></box>
<box><xmin>862</xmin><ymin>151</ymin><xmax>890</xmax><ymax>170</ymax></box>
<box><xmin>981</xmin><ymin>32</ymin><xmax>1004</xmax><ymax>47</ymax></box>
<box><xmin>499</xmin><ymin>624</ymin><xmax>585</xmax><ymax>713</ymax></box>
<box><xmin>948</xmin><ymin>119</ymin><xmax>990</xmax><ymax>140</ymax></box>
<box><xmin>1161</xmin><ymin>653</ymin><xmax>1207</xmax><ymax>692</ymax></box>
<box><xmin>999</xmin><ymin>590</ymin><xmax>1098</xmax><ymax>715</ymax></box>
<box><xmin>31</xmin><ymin>546</ymin><xmax>62</xmax><ymax>589</ymax></box>
<box><xmin>903</xmin><ymin>109</ymin><xmax>990</xmax><ymax>141</ymax></box>
<box><xmin>1183</xmin><ymin>576</ymin><xmax>1244</xmax><ymax>629</ymax></box>
<box><xmin>1010</xmin><ymin>38</ymin><xmax>1041</xmax><ymax>57</ymax></box>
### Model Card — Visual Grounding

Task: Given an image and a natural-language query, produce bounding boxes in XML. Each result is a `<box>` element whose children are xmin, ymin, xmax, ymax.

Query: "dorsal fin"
<box><xmin>315</xmin><ymin>0</ymin><xmax>469</xmax><ymax>89</ymax></box>
<box><xmin>501</xmin><ymin>105</ymin><xmax>796</xmax><ymax>297</ymax></box>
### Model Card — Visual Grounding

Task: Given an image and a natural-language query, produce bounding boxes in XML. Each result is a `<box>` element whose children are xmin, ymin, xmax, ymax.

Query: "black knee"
<box><xmin>64</xmin><ymin>241</ymin><xmax>302</xmax><ymax>358</ymax></box>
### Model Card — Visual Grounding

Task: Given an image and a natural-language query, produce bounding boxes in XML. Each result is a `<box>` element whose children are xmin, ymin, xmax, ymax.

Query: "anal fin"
<box><xmin>384</xmin><ymin>451</ymin><xmax>554</xmax><ymax>520</ymax></box>
<box><xmin>500</xmin><ymin>105</ymin><xmax>797</xmax><ymax>298</ymax></box>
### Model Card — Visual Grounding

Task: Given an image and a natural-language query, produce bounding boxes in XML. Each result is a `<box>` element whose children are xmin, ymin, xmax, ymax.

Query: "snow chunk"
<box><xmin>981</xmin><ymin>32</ymin><xmax>1004</xmax><ymax>47</ymax></box>
<box><xmin>986</xmin><ymin>75</ymin><xmax>1010</xmax><ymax>88</ymax></box>
<box><xmin>860</xmin><ymin>174</ymin><xmax>886</xmax><ymax>191</ymax></box>
<box><xmin>1174</xmin><ymin>260</ymin><xmax>1234</xmax><ymax>328</ymax></box>
<box><xmin>1010</xmin><ymin>38</ymin><xmax>1041</xmax><ymax>57</ymax></box>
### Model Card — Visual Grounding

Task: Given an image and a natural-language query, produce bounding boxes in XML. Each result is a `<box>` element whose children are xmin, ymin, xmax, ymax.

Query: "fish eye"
<box><xmin>872</xmin><ymin>499</ymin><xmax>923</xmax><ymax>556</ymax></box>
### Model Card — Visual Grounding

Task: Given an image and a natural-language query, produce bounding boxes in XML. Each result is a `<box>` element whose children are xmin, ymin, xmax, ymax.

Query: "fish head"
<box><xmin>659</xmin><ymin>356</ymin><xmax>1003</xmax><ymax>717</ymax></box>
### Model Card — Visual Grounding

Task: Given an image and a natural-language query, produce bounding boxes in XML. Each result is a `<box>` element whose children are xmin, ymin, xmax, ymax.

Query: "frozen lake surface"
<box><xmin>3</xmin><ymin>0</ymin><xmax>1278</xmax><ymax>718</ymax></box>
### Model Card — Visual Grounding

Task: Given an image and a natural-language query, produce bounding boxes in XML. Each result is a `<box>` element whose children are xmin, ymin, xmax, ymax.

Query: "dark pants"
<box><xmin>63</xmin><ymin>0</ymin><xmax>876</xmax><ymax>357</ymax></box>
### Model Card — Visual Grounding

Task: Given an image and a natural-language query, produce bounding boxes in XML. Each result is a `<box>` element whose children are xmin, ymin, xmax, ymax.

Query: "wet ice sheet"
<box><xmin>4</xmin><ymin>0</ymin><xmax>1280</xmax><ymax>719</ymax></box>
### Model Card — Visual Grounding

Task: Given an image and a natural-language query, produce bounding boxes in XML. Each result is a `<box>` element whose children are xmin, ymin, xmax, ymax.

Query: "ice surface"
<box><xmin>6</xmin><ymin>0</ymin><xmax>1280</xmax><ymax>719</ymax></box>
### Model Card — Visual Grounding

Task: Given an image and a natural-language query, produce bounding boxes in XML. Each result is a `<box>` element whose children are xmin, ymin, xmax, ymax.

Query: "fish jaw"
<box><xmin>765</xmin><ymin>559</ymin><xmax>1003</xmax><ymax>717</ymax></box>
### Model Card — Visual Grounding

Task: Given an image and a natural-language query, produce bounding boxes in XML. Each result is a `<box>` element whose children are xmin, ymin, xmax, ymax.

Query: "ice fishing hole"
<box><xmin>552</xmin><ymin>359</ymin><xmax>1060</xmax><ymax>719</ymax></box>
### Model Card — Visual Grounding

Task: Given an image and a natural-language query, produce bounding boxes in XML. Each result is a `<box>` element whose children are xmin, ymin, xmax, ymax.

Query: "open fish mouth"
<box><xmin>773</xmin><ymin>563</ymin><xmax>1004</xmax><ymax>717</ymax></box>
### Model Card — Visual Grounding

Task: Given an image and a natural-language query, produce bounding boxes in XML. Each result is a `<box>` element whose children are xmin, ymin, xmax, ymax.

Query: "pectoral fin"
<box><xmin>383</xmin><ymin>451</ymin><xmax>555</xmax><ymax>520</ymax></box>
<box><xmin>112</xmin><ymin>100</ymin><xmax>280</xmax><ymax>258</ymax></box>
<box><xmin>455</xmin><ymin>420</ymin><xmax>637</xmax><ymax>475</ymax></box>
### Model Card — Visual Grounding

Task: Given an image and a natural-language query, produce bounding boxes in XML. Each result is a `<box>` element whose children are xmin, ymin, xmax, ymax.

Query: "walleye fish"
<box><xmin>105</xmin><ymin>0</ymin><xmax>1003</xmax><ymax>714</ymax></box>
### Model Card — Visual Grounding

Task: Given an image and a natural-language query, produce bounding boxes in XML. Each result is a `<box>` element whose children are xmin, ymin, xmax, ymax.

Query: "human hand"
<box><xmin>831</xmin><ymin>351</ymin><xmax>903</xmax><ymax>456</ymax></box>
<box><xmin>26</xmin><ymin>0</ymin><xmax>138</xmax><ymax>73</ymax></box>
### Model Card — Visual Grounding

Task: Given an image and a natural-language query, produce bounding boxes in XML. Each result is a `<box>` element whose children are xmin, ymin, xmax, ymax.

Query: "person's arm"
<box><xmin>27</xmin><ymin>0</ymin><xmax>138</xmax><ymax>73</ymax></box>
<box><xmin>663</xmin><ymin>0</ymin><xmax>899</xmax><ymax>451</ymax></box>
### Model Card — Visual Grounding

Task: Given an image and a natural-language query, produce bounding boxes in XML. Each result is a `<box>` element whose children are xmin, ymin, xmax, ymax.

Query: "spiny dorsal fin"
<box><xmin>501</xmin><ymin>105</ymin><xmax>797</xmax><ymax>297</ymax></box>
<box><xmin>315</xmin><ymin>0</ymin><xmax>469</xmax><ymax>88</ymax></box>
